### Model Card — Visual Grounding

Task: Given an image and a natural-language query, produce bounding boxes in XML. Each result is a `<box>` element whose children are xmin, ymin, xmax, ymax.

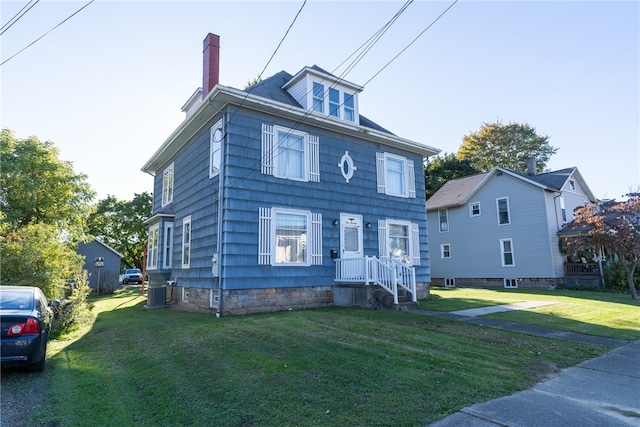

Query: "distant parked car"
<box><xmin>0</xmin><ymin>286</ymin><xmax>56</xmax><ymax>372</ymax></box>
<box><xmin>122</xmin><ymin>268</ymin><xmax>143</xmax><ymax>285</ymax></box>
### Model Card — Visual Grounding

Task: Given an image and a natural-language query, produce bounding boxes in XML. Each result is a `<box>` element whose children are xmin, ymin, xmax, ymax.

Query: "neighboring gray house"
<box><xmin>77</xmin><ymin>239</ymin><xmax>123</xmax><ymax>290</ymax></box>
<box><xmin>141</xmin><ymin>33</ymin><xmax>441</xmax><ymax>316</ymax></box>
<box><xmin>426</xmin><ymin>165</ymin><xmax>598</xmax><ymax>289</ymax></box>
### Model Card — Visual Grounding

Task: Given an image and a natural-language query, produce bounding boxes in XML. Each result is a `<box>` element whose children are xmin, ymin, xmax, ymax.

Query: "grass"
<box><xmin>422</xmin><ymin>287</ymin><xmax>640</xmax><ymax>341</ymax></box>
<box><xmin>1</xmin><ymin>288</ymin><xmax>630</xmax><ymax>426</ymax></box>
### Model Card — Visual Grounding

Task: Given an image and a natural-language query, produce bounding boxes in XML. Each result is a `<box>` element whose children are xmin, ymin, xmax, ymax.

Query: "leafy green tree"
<box><xmin>424</xmin><ymin>153</ymin><xmax>480</xmax><ymax>200</ymax></box>
<box><xmin>457</xmin><ymin>121</ymin><xmax>558</xmax><ymax>173</ymax></box>
<box><xmin>86</xmin><ymin>193</ymin><xmax>152</xmax><ymax>270</ymax></box>
<box><xmin>0</xmin><ymin>223</ymin><xmax>84</xmax><ymax>300</ymax></box>
<box><xmin>563</xmin><ymin>194</ymin><xmax>640</xmax><ymax>300</ymax></box>
<box><xmin>0</xmin><ymin>129</ymin><xmax>95</xmax><ymax>235</ymax></box>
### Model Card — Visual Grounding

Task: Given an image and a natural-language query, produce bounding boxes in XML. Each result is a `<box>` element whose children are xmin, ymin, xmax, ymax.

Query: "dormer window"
<box><xmin>283</xmin><ymin>66</ymin><xmax>362</xmax><ymax>125</ymax></box>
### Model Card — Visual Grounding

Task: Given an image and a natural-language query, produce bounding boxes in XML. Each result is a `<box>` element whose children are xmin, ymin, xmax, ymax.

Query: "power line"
<box><xmin>0</xmin><ymin>0</ymin><xmax>95</xmax><ymax>67</ymax></box>
<box><xmin>0</xmin><ymin>0</ymin><xmax>40</xmax><ymax>35</ymax></box>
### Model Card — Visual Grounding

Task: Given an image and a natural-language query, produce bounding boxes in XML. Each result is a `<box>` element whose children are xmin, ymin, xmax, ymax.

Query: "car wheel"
<box><xmin>123</xmin><ymin>279</ymin><xmax>127</xmax><ymax>285</ymax></box>
<box><xmin>29</xmin><ymin>355</ymin><xmax>46</xmax><ymax>372</ymax></box>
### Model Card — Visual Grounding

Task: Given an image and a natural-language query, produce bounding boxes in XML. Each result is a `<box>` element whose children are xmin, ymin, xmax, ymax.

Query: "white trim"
<box><xmin>259</xmin><ymin>208</ymin><xmax>322</xmax><ymax>267</ymax></box>
<box><xmin>161</xmin><ymin>163</ymin><xmax>174</xmax><ymax>207</ymax></box>
<box><xmin>163</xmin><ymin>222</ymin><xmax>173</xmax><ymax>269</ymax></box>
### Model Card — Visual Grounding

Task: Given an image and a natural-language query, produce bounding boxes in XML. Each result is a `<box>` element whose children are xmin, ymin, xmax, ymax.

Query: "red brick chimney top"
<box><xmin>202</xmin><ymin>33</ymin><xmax>220</xmax><ymax>99</ymax></box>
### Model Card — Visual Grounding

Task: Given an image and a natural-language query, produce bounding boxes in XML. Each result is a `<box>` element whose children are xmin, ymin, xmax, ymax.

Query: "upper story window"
<box><xmin>258</xmin><ymin>207</ymin><xmax>323</xmax><ymax>266</ymax></box>
<box><xmin>312</xmin><ymin>82</ymin><xmax>324</xmax><ymax>113</ymax></box>
<box><xmin>329</xmin><ymin>88</ymin><xmax>340</xmax><ymax>117</ymax></box>
<box><xmin>344</xmin><ymin>93</ymin><xmax>355</xmax><ymax>121</ymax></box>
<box><xmin>376</xmin><ymin>152</ymin><xmax>416</xmax><ymax>198</ymax></box>
<box><xmin>497</xmin><ymin>197</ymin><xmax>510</xmax><ymax>225</ymax></box>
<box><xmin>441</xmin><ymin>243</ymin><xmax>451</xmax><ymax>259</ymax></box>
<box><xmin>559</xmin><ymin>196</ymin><xmax>567</xmax><ymax>223</ymax></box>
<box><xmin>569</xmin><ymin>179</ymin><xmax>576</xmax><ymax>191</ymax></box>
<box><xmin>439</xmin><ymin>209</ymin><xmax>449</xmax><ymax>232</ymax></box>
<box><xmin>210</xmin><ymin>120</ymin><xmax>223</xmax><ymax>178</ymax></box>
<box><xmin>162</xmin><ymin>163</ymin><xmax>174</xmax><ymax>206</ymax></box>
<box><xmin>261</xmin><ymin>124</ymin><xmax>320</xmax><ymax>182</ymax></box>
<box><xmin>470</xmin><ymin>202</ymin><xmax>481</xmax><ymax>217</ymax></box>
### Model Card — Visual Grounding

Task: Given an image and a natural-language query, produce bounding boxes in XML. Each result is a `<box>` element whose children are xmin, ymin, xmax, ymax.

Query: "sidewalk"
<box><xmin>408</xmin><ymin>305</ymin><xmax>640</xmax><ymax>426</ymax></box>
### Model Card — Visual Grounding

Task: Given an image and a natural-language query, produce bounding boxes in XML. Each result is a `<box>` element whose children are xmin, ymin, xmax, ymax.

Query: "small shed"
<box><xmin>77</xmin><ymin>239</ymin><xmax>123</xmax><ymax>290</ymax></box>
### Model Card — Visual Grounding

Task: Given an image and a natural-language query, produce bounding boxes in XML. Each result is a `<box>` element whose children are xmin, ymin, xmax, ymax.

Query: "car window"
<box><xmin>0</xmin><ymin>291</ymin><xmax>34</xmax><ymax>310</ymax></box>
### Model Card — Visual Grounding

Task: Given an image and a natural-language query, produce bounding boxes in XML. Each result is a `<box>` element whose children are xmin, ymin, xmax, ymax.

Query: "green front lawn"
<box><xmin>422</xmin><ymin>287</ymin><xmax>640</xmax><ymax>341</ymax></box>
<box><xmin>1</xmin><ymin>288</ymin><xmax>626</xmax><ymax>426</ymax></box>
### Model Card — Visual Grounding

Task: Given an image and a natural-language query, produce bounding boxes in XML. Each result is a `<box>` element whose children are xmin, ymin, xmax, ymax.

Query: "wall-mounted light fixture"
<box><xmin>365</xmin><ymin>222</ymin><xmax>371</xmax><ymax>229</ymax></box>
<box><xmin>333</xmin><ymin>219</ymin><xmax>339</xmax><ymax>226</ymax></box>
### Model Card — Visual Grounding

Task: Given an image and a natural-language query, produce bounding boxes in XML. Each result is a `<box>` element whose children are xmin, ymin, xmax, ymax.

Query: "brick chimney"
<box><xmin>202</xmin><ymin>33</ymin><xmax>220</xmax><ymax>99</ymax></box>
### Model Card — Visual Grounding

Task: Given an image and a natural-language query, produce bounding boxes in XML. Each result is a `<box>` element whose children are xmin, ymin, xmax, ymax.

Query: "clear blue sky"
<box><xmin>2</xmin><ymin>0</ymin><xmax>638</xmax><ymax>201</ymax></box>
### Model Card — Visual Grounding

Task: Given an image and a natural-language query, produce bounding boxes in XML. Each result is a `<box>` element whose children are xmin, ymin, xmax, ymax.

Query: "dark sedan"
<box><xmin>0</xmin><ymin>286</ymin><xmax>55</xmax><ymax>372</ymax></box>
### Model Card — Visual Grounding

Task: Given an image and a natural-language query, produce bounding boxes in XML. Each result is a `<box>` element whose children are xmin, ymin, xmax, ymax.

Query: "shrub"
<box><xmin>602</xmin><ymin>260</ymin><xmax>640</xmax><ymax>292</ymax></box>
<box><xmin>52</xmin><ymin>271</ymin><xmax>95</xmax><ymax>336</ymax></box>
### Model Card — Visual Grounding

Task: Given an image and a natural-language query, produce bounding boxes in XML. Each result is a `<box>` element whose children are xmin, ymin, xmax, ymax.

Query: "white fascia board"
<box><xmin>283</xmin><ymin>66</ymin><xmax>364</xmax><ymax>93</ymax></box>
<box><xmin>142</xmin><ymin>85</ymin><xmax>441</xmax><ymax>174</ymax></box>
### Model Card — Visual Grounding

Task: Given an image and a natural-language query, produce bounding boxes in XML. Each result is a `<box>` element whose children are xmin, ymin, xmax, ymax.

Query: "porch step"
<box><xmin>373</xmin><ymin>287</ymin><xmax>419</xmax><ymax>311</ymax></box>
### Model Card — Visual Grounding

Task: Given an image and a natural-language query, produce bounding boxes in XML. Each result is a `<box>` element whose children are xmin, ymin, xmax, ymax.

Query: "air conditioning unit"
<box><xmin>146</xmin><ymin>286</ymin><xmax>166</xmax><ymax>308</ymax></box>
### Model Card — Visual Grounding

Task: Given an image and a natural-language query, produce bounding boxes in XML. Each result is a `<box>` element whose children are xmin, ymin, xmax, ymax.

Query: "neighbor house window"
<box><xmin>182</xmin><ymin>216</ymin><xmax>191</xmax><ymax>269</ymax></box>
<box><xmin>569</xmin><ymin>179</ymin><xmax>576</xmax><ymax>191</ymax></box>
<box><xmin>444</xmin><ymin>278</ymin><xmax>456</xmax><ymax>288</ymax></box>
<box><xmin>504</xmin><ymin>278</ymin><xmax>518</xmax><ymax>288</ymax></box>
<box><xmin>210</xmin><ymin>120</ymin><xmax>223</xmax><ymax>177</ymax></box>
<box><xmin>163</xmin><ymin>222</ymin><xmax>173</xmax><ymax>269</ymax></box>
<box><xmin>438</xmin><ymin>209</ymin><xmax>449</xmax><ymax>232</ymax></box>
<box><xmin>147</xmin><ymin>224</ymin><xmax>159</xmax><ymax>270</ymax></box>
<box><xmin>376</xmin><ymin>152</ymin><xmax>416</xmax><ymax>198</ymax></box>
<box><xmin>560</xmin><ymin>196</ymin><xmax>567</xmax><ymax>223</ymax></box>
<box><xmin>261</xmin><ymin>124</ymin><xmax>319</xmax><ymax>182</ymax></box>
<box><xmin>312</xmin><ymin>82</ymin><xmax>324</xmax><ymax>113</ymax></box>
<box><xmin>497</xmin><ymin>197</ymin><xmax>510</xmax><ymax>225</ymax></box>
<box><xmin>162</xmin><ymin>163</ymin><xmax>174</xmax><ymax>206</ymax></box>
<box><xmin>377</xmin><ymin>219</ymin><xmax>420</xmax><ymax>265</ymax></box>
<box><xmin>258</xmin><ymin>208</ymin><xmax>322</xmax><ymax>266</ymax></box>
<box><xmin>441</xmin><ymin>243</ymin><xmax>451</xmax><ymax>259</ymax></box>
<box><xmin>470</xmin><ymin>202</ymin><xmax>481</xmax><ymax>217</ymax></box>
<box><xmin>500</xmin><ymin>238</ymin><xmax>515</xmax><ymax>267</ymax></box>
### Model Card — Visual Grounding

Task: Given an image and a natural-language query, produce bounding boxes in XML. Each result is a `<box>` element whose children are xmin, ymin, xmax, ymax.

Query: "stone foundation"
<box><xmin>430</xmin><ymin>277</ymin><xmax>564</xmax><ymax>289</ymax></box>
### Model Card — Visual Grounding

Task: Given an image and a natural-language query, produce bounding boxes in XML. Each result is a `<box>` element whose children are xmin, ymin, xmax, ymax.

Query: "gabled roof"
<box><xmin>79</xmin><ymin>238</ymin><xmax>124</xmax><ymax>258</ymax></box>
<box><xmin>427</xmin><ymin>166</ymin><xmax>597</xmax><ymax>211</ymax></box>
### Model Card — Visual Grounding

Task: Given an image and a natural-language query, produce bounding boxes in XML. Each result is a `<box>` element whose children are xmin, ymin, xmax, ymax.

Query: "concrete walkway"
<box><xmin>408</xmin><ymin>304</ymin><xmax>640</xmax><ymax>426</ymax></box>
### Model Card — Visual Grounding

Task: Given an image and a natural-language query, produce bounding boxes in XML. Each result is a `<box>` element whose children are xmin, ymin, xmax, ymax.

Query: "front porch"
<box><xmin>333</xmin><ymin>257</ymin><xmax>419</xmax><ymax>310</ymax></box>
<box><xmin>564</xmin><ymin>262</ymin><xmax>603</xmax><ymax>287</ymax></box>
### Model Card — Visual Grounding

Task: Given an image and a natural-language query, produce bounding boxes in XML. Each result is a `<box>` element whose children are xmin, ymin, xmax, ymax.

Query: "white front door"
<box><xmin>340</xmin><ymin>214</ymin><xmax>365</xmax><ymax>279</ymax></box>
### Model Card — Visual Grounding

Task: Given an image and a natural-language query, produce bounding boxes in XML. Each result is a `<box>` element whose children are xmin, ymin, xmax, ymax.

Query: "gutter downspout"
<box><xmin>209</xmin><ymin>98</ymin><xmax>226</xmax><ymax>317</ymax></box>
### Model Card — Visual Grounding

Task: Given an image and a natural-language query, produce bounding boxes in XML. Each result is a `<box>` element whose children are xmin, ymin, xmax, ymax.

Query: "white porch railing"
<box><xmin>335</xmin><ymin>256</ymin><xmax>416</xmax><ymax>305</ymax></box>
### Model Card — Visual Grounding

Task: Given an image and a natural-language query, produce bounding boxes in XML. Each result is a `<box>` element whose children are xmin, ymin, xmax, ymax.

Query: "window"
<box><xmin>500</xmin><ymin>238</ymin><xmax>515</xmax><ymax>267</ymax></box>
<box><xmin>162</xmin><ymin>163</ymin><xmax>174</xmax><ymax>206</ymax></box>
<box><xmin>210</xmin><ymin>120</ymin><xmax>223</xmax><ymax>177</ymax></box>
<box><xmin>343</xmin><ymin>93</ymin><xmax>355</xmax><ymax>122</ymax></box>
<box><xmin>329</xmin><ymin>88</ymin><xmax>340</xmax><ymax>117</ymax></box>
<box><xmin>504</xmin><ymin>278</ymin><xmax>518</xmax><ymax>288</ymax></box>
<box><xmin>378</xmin><ymin>219</ymin><xmax>420</xmax><ymax>265</ymax></box>
<box><xmin>470</xmin><ymin>202</ymin><xmax>481</xmax><ymax>217</ymax></box>
<box><xmin>560</xmin><ymin>196</ymin><xmax>567</xmax><ymax>223</ymax></box>
<box><xmin>147</xmin><ymin>225</ymin><xmax>159</xmax><ymax>270</ymax></box>
<box><xmin>441</xmin><ymin>243</ymin><xmax>451</xmax><ymax>259</ymax></box>
<box><xmin>262</xmin><ymin>124</ymin><xmax>319</xmax><ymax>182</ymax></box>
<box><xmin>258</xmin><ymin>208</ymin><xmax>322</xmax><ymax>266</ymax></box>
<box><xmin>376</xmin><ymin>152</ymin><xmax>416</xmax><ymax>198</ymax></box>
<box><xmin>444</xmin><ymin>278</ymin><xmax>456</xmax><ymax>288</ymax></box>
<box><xmin>438</xmin><ymin>209</ymin><xmax>449</xmax><ymax>232</ymax></box>
<box><xmin>312</xmin><ymin>82</ymin><xmax>324</xmax><ymax>113</ymax></box>
<box><xmin>182</xmin><ymin>216</ymin><xmax>191</xmax><ymax>268</ymax></box>
<box><xmin>497</xmin><ymin>197</ymin><xmax>510</xmax><ymax>225</ymax></box>
<box><xmin>163</xmin><ymin>222</ymin><xmax>173</xmax><ymax>269</ymax></box>
<box><xmin>569</xmin><ymin>179</ymin><xmax>576</xmax><ymax>191</ymax></box>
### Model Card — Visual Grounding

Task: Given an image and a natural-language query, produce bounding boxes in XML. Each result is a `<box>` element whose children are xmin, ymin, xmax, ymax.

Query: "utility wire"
<box><xmin>0</xmin><ymin>0</ymin><xmax>40</xmax><ymax>35</ymax></box>
<box><xmin>0</xmin><ymin>0</ymin><xmax>95</xmax><ymax>67</ymax></box>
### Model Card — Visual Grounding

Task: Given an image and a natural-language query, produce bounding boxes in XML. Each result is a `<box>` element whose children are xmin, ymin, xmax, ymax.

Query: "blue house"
<box><xmin>426</xmin><ymin>164</ymin><xmax>598</xmax><ymax>289</ymax></box>
<box><xmin>76</xmin><ymin>238</ymin><xmax>123</xmax><ymax>291</ymax></box>
<box><xmin>142</xmin><ymin>33</ymin><xmax>440</xmax><ymax>316</ymax></box>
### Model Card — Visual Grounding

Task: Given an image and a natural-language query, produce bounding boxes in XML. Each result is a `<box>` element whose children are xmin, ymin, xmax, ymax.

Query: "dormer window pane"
<box><xmin>344</xmin><ymin>93</ymin><xmax>355</xmax><ymax>121</ymax></box>
<box><xmin>312</xmin><ymin>82</ymin><xmax>324</xmax><ymax>113</ymax></box>
<box><xmin>329</xmin><ymin>88</ymin><xmax>339</xmax><ymax>117</ymax></box>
